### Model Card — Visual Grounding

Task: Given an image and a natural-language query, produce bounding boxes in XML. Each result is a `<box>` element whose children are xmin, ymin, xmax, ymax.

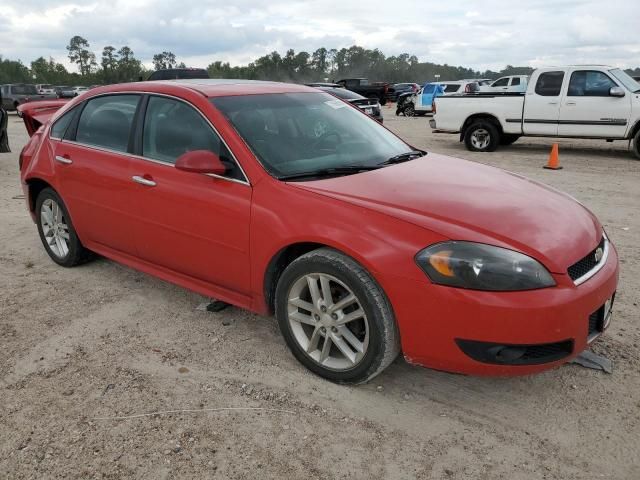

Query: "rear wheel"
<box><xmin>275</xmin><ymin>248</ymin><xmax>400</xmax><ymax>384</ymax></box>
<box><xmin>36</xmin><ymin>188</ymin><xmax>92</xmax><ymax>267</ymax></box>
<box><xmin>464</xmin><ymin>120</ymin><xmax>500</xmax><ymax>152</ymax></box>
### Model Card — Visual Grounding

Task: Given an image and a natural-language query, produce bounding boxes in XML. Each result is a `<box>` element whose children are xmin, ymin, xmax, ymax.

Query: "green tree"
<box><xmin>66</xmin><ymin>35</ymin><xmax>97</xmax><ymax>76</ymax></box>
<box><xmin>0</xmin><ymin>56</ymin><xmax>31</xmax><ymax>84</ymax></box>
<box><xmin>117</xmin><ymin>46</ymin><xmax>144</xmax><ymax>82</ymax></box>
<box><xmin>152</xmin><ymin>51</ymin><xmax>177</xmax><ymax>70</ymax></box>
<box><xmin>101</xmin><ymin>46</ymin><xmax>119</xmax><ymax>84</ymax></box>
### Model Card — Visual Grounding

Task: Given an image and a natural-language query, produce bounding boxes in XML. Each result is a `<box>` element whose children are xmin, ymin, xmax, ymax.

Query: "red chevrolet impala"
<box><xmin>18</xmin><ymin>80</ymin><xmax>619</xmax><ymax>384</ymax></box>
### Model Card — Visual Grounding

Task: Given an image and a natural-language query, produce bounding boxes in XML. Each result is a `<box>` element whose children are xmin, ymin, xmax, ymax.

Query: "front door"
<box><xmin>558</xmin><ymin>70</ymin><xmax>631</xmax><ymax>138</ymax></box>
<box><xmin>128</xmin><ymin>95</ymin><xmax>252</xmax><ymax>295</ymax></box>
<box><xmin>523</xmin><ymin>71</ymin><xmax>565</xmax><ymax>136</ymax></box>
<box><xmin>55</xmin><ymin>94</ymin><xmax>141</xmax><ymax>256</ymax></box>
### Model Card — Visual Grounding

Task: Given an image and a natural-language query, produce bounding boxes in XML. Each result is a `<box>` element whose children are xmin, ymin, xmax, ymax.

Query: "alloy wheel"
<box><xmin>470</xmin><ymin>128</ymin><xmax>491</xmax><ymax>149</ymax></box>
<box><xmin>40</xmin><ymin>198</ymin><xmax>70</xmax><ymax>259</ymax></box>
<box><xmin>287</xmin><ymin>273</ymin><xmax>369</xmax><ymax>371</ymax></box>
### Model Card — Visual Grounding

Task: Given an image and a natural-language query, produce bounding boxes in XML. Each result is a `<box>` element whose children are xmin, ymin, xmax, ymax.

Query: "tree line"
<box><xmin>1</xmin><ymin>36</ymin><xmax>639</xmax><ymax>87</ymax></box>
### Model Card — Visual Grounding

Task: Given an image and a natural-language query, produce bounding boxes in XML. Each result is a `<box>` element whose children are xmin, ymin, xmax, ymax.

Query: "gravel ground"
<box><xmin>1</xmin><ymin>107</ymin><xmax>639</xmax><ymax>479</ymax></box>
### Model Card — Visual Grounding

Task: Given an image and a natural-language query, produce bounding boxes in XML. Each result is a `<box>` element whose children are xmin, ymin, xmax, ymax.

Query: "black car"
<box><xmin>147</xmin><ymin>68</ymin><xmax>210</xmax><ymax>81</ymax></box>
<box><xmin>315</xmin><ymin>86</ymin><xmax>383</xmax><ymax>123</ymax></box>
<box><xmin>391</xmin><ymin>83</ymin><xmax>419</xmax><ymax>100</ymax></box>
<box><xmin>0</xmin><ymin>92</ymin><xmax>8</xmax><ymax>152</ymax></box>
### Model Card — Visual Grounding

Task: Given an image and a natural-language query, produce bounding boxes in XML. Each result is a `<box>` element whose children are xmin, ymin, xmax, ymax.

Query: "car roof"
<box><xmin>95</xmin><ymin>79</ymin><xmax>318</xmax><ymax>98</ymax></box>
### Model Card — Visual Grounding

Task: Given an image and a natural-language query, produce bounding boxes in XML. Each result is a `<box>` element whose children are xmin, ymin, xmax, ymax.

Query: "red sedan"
<box><xmin>18</xmin><ymin>80</ymin><xmax>619</xmax><ymax>384</ymax></box>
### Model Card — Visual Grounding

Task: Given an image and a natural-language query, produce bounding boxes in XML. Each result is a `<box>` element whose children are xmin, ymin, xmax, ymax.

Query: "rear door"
<box><xmin>127</xmin><ymin>94</ymin><xmax>252</xmax><ymax>295</ymax></box>
<box><xmin>54</xmin><ymin>94</ymin><xmax>141</xmax><ymax>255</ymax></box>
<box><xmin>523</xmin><ymin>71</ymin><xmax>565</xmax><ymax>136</ymax></box>
<box><xmin>558</xmin><ymin>70</ymin><xmax>630</xmax><ymax>138</ymax></box>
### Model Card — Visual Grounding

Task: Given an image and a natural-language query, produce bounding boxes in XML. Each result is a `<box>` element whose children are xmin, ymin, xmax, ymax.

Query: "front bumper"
<box><xmin>378</xmin><ymin>244</ymin><xmax>619</xmax><ymax>376</ymax></box>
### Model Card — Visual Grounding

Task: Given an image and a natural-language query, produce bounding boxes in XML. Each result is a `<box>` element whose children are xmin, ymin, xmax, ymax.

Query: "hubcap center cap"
<box><xmin>320</xmin><ymin>314</ymin><xmax>334</xmax><ymax>328</ymax></box>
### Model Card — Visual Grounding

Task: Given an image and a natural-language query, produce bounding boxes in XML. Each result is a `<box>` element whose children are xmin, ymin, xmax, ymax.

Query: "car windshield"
<box><xmin>211</xmin><ymin>92</ymin><xmax>412</xmax><ymax>179</ymax></box>
<box><xmin>13</xmin><ymin>85</ymin><xmax>38</xmax><ymax>95</ymax></box>
<box><xmin>609</xmin><ymin>68</ymin><xmax>640</xmax><ymax>92</ymax></box>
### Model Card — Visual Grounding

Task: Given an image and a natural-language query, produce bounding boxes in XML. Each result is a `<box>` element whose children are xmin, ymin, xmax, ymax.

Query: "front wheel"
<box><xmin>36</xmin><ymin>188</ymin><xmax>93</xmax><ymax>267</ymax></box>
<box><xmin>464</xmin><ymin>121</ymin><xmax>500</xmax><ymax>152</ymax></box>
<box><xmin>403</xmin><ymin>103</ymin><xmax>415</xmax><ymax>117</ymax></box>
<box><xmin>275</xmin><ymin>248</ymin><xmax>400</xmax><ymax>384</ymax></box>
<box><xmin>632</xmin><ymin>129</ymin><xmax>640</xmax><ymax>160</ymax></box>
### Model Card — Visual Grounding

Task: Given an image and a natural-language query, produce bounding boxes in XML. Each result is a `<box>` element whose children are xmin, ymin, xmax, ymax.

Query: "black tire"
<box><xmin>275</xmin><ymin>248</ymin><xmax>400</xmax><ymax>384</ymax></box>
<box><xmin>500</xmin><ymin>134</ymin><xmax>521</xmax><ymax>146</ymax></box>
<box><xmin>464</xmin><ymin>120</ymin><xmax>500</xmax><ymax>152</ymax></box>
<box><xmin>35</xmin><ymin>188</ymin><xmax>93</xmax><ymax>267</ymax></box>
<box><xmin>403</xmin><ymin>103</ymin><xmax>415</xmax><ymax>117</ymax></box>
<box><xmin>632</xmin><ymin>129</ymin><xmax>640</xmax><ymax>160</ymax></box>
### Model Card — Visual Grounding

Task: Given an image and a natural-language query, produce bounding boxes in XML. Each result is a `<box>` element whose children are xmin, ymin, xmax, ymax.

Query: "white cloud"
<box><xmin>1</xmin><ymin>0</ymin><xmax>638</xmax><ymax>72</ymax></box>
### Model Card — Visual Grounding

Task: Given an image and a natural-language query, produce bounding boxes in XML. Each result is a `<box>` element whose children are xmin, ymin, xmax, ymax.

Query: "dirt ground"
<box><xmin>1</xmin><ymin>107</ymin><xmax>639</xmax><ymax>480</ymax></box>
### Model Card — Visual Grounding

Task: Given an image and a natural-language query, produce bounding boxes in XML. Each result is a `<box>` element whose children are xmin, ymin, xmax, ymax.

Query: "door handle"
<box><xmin>55</xmin><ymin>155</ymin><xmax>73</xmax><ymax>165</ymax></box>
<box><xmin>132</xmin><ymin>175</ymin><xmax>157</xmax><ymax>187</ymax></box>
<box><xmin>566</xmin><ymin>102</ymin><xmax>576</xmax><ymax>106</ymax></box>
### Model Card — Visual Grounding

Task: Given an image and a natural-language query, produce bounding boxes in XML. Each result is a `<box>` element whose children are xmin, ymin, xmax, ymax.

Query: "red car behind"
<box><xmin>18</xmin><ymin>80</ymin><xmax>619</xmax><ymax>384</ymax></box>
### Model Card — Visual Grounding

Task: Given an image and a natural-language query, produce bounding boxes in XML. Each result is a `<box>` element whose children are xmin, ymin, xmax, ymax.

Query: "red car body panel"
<box><xmin>18</xmin><ymin>80</ymin><xmax>620</xmax><ymax>376</ymax></box>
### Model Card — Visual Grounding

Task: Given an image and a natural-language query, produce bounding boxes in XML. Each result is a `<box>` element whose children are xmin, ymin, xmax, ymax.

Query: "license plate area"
<box><xmin>587</xmin><ymin>294</ymin><xmax>614</xmax><ymax>343</ymax></box>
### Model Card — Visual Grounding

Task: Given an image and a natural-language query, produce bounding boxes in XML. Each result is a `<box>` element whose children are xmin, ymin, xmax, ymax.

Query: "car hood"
<box><xmin>290</xmin><ymin>154</ymin><xmax>602</xmax><ymax>273</ymax></box>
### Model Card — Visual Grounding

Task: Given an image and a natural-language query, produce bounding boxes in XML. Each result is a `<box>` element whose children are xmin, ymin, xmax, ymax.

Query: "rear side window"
<box><xmin>50</xmin><ymin>108</ymin><xmax>77</xmax><ymax>139</ymax></box>
<box><xmin>511</xmin><ymin>77</ymin><xmax>521</xmax><ymax>86</ymax></box>
<box><xmin>492</xmin><ymin>77</ymin><xmax>509</xmax><ymax>87</ymax></box>
<box><xmin>142</xmin><ymin>96</ymin><xmax>243</xmax><ymax>180</ymax></box>
<box><xmin>443</xmin><ymin>84</ymin><xmax>461</xmax><ymax>93</ymax></box>
<box><xmin>535</xmin><ymin>72</ymin><xmax>565</xmax><ymax>96</ymax></box>
<box><xmin>568</xmin><ymin>71</ymin><xmax>617</xmax><ymax>96</ymax></box>
<box><xmin>76</xmin><ymin>95</ymin><xmax>140</xmax><ymax>152</ymax></box>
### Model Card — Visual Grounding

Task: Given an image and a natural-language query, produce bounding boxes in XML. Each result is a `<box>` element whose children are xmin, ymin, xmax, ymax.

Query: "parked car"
<box><xmin>431</xmin><ymin>66</ymin><xmax>640</xmax><ymax>158</ymax></box>
<box><xmin>314</xmin><ymin>86</ymin><xmax>383</xmax><ymax>123</ymax></box>
<box><xmin>479</xmin><ymin>75</ymin><xmax>529</xmax><ymax>93</ymax></box>
<box><xmin>391</xmin><ymin>83</ymin><xmax>420</xmax><ymax>100</ymax></box>
<box><xmin>70</xmin><ymin>86</ymin><xmax>89</xmax><ymax>97</ymax></box>
<box><xmin>147</xmin><ymin>68</ymin><xmax>210</xmax><ymax>81</ymax></box>
<box><xmin>400</xmin><ymin>81</ymin><xmax>477</xmax><ymax>116</ymax></box>
<box><xmin>336</xmin><ymin>78</ymin><xmax>393</xmax><ymax>105</ymax></box>
<box><xmin>35</xmin><ymin>84</ymin><xmax>56</xmax><ymax>95</ymax></box>
<box><xmin>1</xmin><ymin>84</ymin><xmax>52</xmax><ymax>111</ymax></box>
<box><xmin>305</xmin><ymin>82</ymin><xmax>342</xmax><ymax>88</ymax></box>
<box><xmin>18</xmin><ymin>79</ymin><xmax>619</xmax><ymax>384</ymax></box>
<box><xmin>55</xmin><ymin>86</ymin><xmax>76</xmax><ymax>98</ymax></box>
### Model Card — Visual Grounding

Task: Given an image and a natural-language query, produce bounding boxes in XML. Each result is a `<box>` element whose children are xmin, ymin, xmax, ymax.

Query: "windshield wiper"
<box><xmin>278</xmin><ymin>165</ymin><xmax>382</xmax><ymax>181</ymax></box>
<box><xmin>378</xmin><ymin>149</ymin><xmax>427</xmax><ymax>166</ymax></box>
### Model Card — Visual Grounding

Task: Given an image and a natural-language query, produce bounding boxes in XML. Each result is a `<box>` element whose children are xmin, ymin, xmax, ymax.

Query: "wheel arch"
<box><xmin>627</xmin><ymin>119</ymin><xmax>640</xmax><ymax>140</ymax></box>
<box><xmin>460</xmin><ymin>113</ymin><xmax>503</xmax><ymax>142</ymax></box>
<box><xmin>25</xmin><ymin>177</ymin><xmax>54</xmax><ymax>213</ymax></box>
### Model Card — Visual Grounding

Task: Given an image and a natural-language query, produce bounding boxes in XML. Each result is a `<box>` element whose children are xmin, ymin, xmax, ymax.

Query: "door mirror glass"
<box><xmin>175</xmin><ymin>150</ymin><xmax>227</xmax><ymax>175</ymax></box>
<box><xmin>609</xmin><ymin>86</ymin><xmax>625</xmax><ymax>97</ymax></box>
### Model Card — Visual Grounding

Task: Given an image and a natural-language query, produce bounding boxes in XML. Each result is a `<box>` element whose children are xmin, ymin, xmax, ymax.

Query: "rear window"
<box><xmin>50</xmin><ymin>107</ymin><xmax>77</xmax><ymax>139</ymax></box>
<box><xmin>511</xmin><ymin>77</ymin><xmax>521</xmax><ymax>86</ymax></box>
<box><xmin>12</xmin><ymin>85</ymin><xmax>38</xmax><ymax>95</ymax></box>
<box><xmin>535</xmin><ymin>72</ymin><xmax>565</xmax><ymax>96</ymax></box>
<box><xmin>326</xmin><ymin>88</ymin><xmax>365</xmax><ymax>100</ymax></box>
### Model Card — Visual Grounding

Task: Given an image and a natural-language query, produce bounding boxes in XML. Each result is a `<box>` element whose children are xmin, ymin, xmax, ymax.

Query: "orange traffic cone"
<box><xmin>544</xmin><ymin>143</ymin><xmax>563</xmax><ymax>170</ymax></box>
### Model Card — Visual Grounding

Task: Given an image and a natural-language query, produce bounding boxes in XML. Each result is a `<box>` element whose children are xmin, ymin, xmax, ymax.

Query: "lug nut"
<box><xmin>331</xmin><ymin>313</ymin><xmax>338</xmax><ymax>320</ymax></box>
<box><xmin>320</xmin><ymin>327</ymin><xmax>326</xmax><ymax>333</ymax></box>
<box><xmin>314</xmin><ymin>314</ymin><xmax>320</xmax><ymax>320</ymax></box>
<box><xmin>320</xmin><ymin>306</ymin><xmax>327</xmax><ymax>313</ymax></box>
<box><xmin>331</xmin><ymin>327</ymin><xmax>338</xmax><ymax>333</ymax></box>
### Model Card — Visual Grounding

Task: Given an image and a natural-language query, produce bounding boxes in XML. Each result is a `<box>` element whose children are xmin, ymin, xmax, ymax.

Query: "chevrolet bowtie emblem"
<box><xmin>594</xmin><ymin>247</ymin><xmax>604</xmax><ymax>263</ymax></box>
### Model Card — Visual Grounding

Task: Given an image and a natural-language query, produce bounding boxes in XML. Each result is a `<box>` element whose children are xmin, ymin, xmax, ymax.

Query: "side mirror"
<box><xmin>175</xmin><ymin>150</ymin><xmax>227</xmax><ymax>175</ymax></box>
<box><xmin>610</xmin><ymin>86</ymin><xmax>625</xmax><ymax>97</ymax></box>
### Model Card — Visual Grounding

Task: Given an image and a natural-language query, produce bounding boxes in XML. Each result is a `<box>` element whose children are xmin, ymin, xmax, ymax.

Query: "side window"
<box><xmin>76</xmin><ymin>95</ymin><xmax>140</xmax><ymax>152</ymax></box>
<box><xmin>535</xmin><ymin>72</ymin><xmax>565</xmax><ymax>96</ymax></box>
<box><xmin>142</xmin><ymin>96</ymin><xmax>243</xmax><ymax>181</ymax></box>
<box><xmin>492</xmin><ymin>77</ymin><xmax>509</xmax><ymax>87</ymax></box>
<box><xmin>511</xmin><ymin>77</ymin><xmax>521</xmax><ymax>86</ymax></box>
<box><xmin>50</xmin><ymin>107</ymin><xmax>77</xmax><ymax>139</ymax></box>
<box><xmin>568</xmin><ymin>71</ymin><xmax>617</xmax><ymax>96</ymax></box>
<box><xmin>345</xmin><ymin>80</ymin><xmax>358</xmax><ymax>88</ymax></box>
<box><xmin>444</xmin><ymin>84</ymin><xmax>461</xmax><ymax>93</ymax></box>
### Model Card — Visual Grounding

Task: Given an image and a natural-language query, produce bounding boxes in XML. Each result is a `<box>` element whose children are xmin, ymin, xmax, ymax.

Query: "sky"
<box><xmin>1</xmin><ymin>0</ymin><xmax>639</xmax><ymax>72</ymax></box>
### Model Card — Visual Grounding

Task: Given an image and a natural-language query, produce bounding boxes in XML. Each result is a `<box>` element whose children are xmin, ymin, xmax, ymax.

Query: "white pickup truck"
<box><xmin>430</xmin><ymin>66</ymin><xmax>640</xmax><ymax>158</ymax></box>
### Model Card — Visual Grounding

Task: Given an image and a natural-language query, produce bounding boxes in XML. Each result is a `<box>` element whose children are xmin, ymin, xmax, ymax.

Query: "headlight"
<box><xmin>415</xmin><ymin>241</ymin><xmax>555</xmax><ymax>291</ymax></box>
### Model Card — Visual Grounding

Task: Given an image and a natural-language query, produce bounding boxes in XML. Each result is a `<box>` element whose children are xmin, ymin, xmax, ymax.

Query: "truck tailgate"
<box><xmin>433</xmin><ymin>94</ymin><xmax>525</xmax><ymax>134</ymax></box>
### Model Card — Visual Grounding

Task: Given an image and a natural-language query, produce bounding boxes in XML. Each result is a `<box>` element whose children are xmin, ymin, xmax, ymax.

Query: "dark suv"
<box><xmin>1</xmin><ymin>84</ymin><xmax>53</xmax><ymax>111</ymax></box>
<box><xmin>147</xmin><ymin>68</ymin><xmax>210</xmax><ymax>81</ymax></box>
